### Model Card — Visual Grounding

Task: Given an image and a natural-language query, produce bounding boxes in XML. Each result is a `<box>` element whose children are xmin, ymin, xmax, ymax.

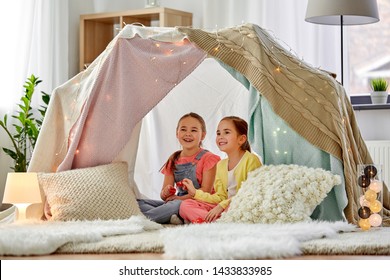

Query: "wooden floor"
<box><xmin>2</xmin><ymin>253</ymin><xmax>390</xmax><ymax>260</ymax></box>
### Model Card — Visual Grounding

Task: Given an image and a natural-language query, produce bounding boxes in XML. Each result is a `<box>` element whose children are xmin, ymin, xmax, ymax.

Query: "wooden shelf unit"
<box><xmin>79</xmin><ymin>7</ymin><xmax>193</xmax><ymax>71</ymax></box>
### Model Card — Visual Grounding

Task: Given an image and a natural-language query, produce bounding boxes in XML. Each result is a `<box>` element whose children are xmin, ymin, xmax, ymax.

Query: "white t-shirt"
<box><xmin>227</xmin><ymin>165</ymin><xmax>238</xmax><ymax>198</ymax></box>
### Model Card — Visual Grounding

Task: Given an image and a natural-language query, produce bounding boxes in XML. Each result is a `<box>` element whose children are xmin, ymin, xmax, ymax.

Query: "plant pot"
<box><xmin>370</xmin><ymin>91</ymin><xmax>388</xmax><ymax>105</ymax></box>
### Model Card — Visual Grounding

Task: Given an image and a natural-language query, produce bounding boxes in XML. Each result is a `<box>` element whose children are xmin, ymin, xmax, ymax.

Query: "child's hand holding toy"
<box><xmin>181</xmin><ymin>178</ymin><xmax>196</xmax><ymax>197</ymax></box>
<box><xmin>161</xmin><ymin>184</ymin><xmax>175</xmax><ymax>201</ymax></box>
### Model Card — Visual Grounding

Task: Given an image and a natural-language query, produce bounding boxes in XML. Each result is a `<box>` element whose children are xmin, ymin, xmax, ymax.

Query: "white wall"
<box><xmin>354</xmin><ymin>110</ymin><xmax>390</xmax><ymax>140</ymax></box>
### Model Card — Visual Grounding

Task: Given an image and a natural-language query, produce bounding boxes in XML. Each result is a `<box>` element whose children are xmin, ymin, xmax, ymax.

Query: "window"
<box><xmin>348</xmin><ymin>0</ymin><xmax>390</xmax><ymax>95</ymax></box>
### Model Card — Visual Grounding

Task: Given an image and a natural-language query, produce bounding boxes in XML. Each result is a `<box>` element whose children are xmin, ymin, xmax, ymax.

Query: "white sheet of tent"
<box><xmin>28</xmin><ymin>24</ymin><xmax>390</xmax><ymax>225</ymax></box>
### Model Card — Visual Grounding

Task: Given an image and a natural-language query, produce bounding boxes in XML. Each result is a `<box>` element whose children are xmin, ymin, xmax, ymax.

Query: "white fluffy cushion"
<box><xmin>38</xmin><ymin>162</ymin><xmax>141</xmax><ymax>221</ymax></box>
<box><xmin>219</xmin><ymin>164</ymin><xmax>341</xmax><ymax>224</ymax></box>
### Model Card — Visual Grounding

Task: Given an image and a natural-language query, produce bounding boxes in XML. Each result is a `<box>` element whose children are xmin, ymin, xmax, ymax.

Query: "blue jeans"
<box><xmin>137</xmin><ymin>199</ymin><xmax>182</xmax><ymax>224</ymax></box>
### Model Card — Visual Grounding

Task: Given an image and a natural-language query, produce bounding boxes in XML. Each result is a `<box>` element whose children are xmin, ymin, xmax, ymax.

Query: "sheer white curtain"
<box><xmin>17</xmin><ymin>0</ymin><xmax>69</xmax><ymax>103</ymax></box>
<box><xmin>0</xmin><ymin>0</ymin><xmax>69</xmax><ymax>198</ymax></box>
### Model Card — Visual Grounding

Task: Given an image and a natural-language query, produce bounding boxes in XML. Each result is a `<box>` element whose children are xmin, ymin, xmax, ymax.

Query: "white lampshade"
<box><xmin>305</xmin><ymin>0</ymin><xmax>380</xmax><ymax>25</ymax></box>
<box><xmin>3</xmin><ymin>172</ymin><xmax>42</xmax><ymax>219</ymax></box>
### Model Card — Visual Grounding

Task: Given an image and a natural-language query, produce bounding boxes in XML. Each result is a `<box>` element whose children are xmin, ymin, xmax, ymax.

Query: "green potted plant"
<box><xmin>370</xmin><ymin>78</ymin><xmax>389</xmax><ymax>105</ymax></box>
<box><xmin>0</xmin><ymin>74</ymin><xmax>50</xmax><ymax>172</ymax></box>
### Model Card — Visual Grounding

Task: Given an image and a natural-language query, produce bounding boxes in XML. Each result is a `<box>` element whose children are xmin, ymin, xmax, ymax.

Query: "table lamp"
<box><xmin>2</xmin><ymin>172</ymin><xmax>42</xmax><ymax>220</ymax></box>
<box><xmin>305</xmin><ymin>0</ymin><xmax>379</xmax><ymax>85</ymax></box>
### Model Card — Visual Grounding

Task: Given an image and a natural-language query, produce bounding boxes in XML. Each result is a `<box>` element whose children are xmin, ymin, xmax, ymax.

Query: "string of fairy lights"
<box><xmin>52</xmin><ymin>25</ymin><xmax>367</xmax><ymax>223</ymax></box>
<box><xmin>357</xmin><ymin>164</ymin><xmax>383</xmax><ymax>230</ymax></box>
<box><xmin>46</xmin><ymin>23</ymin><xmax>384</xmax><ymax>232</ymax></box>
<box><xmin>54</xmin><ymin>23</ymin><xmax>347</xmax><ymax>158</ymax></box>
<box><xmin>52</xmin><ymin>50</ymin><xmax>106</xmax><ymax>171</ymax></box>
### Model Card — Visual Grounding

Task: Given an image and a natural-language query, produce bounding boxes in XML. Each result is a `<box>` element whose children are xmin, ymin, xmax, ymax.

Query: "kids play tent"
<box><xmin>29</xmin><ymin>23</ymin><xmax>390</xmax><ymax>225</ymax></box>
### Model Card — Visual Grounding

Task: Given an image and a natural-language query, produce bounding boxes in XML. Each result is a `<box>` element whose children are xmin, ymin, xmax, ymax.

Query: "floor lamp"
<box><xmin>305</xmin><ymin>0</ymin><xmax>379</xmax><ymax>85</ymax></box>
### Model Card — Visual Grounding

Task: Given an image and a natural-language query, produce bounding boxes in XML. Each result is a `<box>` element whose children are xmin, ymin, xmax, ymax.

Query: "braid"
<box><xmin>162</xmin><ymin>150</ymin><xmax>181</xmax><ymax>173</ymax></box>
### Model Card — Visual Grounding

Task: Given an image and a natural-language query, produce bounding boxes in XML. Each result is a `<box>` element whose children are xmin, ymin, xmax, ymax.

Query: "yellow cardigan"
<box><xmin>193</xmin><ymin>151</ymin><xmax>262</xmax><ymax>209</ymax></box>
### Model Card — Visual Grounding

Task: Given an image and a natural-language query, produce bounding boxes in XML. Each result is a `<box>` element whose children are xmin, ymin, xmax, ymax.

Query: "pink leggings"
<box><xmin>179</xmin><ymin>199</ymin><xmax>219</xmax><ymax>222</ymax></box>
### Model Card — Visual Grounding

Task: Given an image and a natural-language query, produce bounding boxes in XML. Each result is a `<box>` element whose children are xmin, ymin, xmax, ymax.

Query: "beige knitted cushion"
<box><xmin>38</xmin><ymin>162</ymin><xmax>141</xmax><ymax>221</ymax></box>
<box><xmin>219</xmin><ymin>165</ymin><xmax>341</xmax><ymax>224</ymax></box>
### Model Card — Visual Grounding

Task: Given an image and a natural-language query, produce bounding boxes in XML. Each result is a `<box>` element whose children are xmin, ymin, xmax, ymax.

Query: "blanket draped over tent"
<box><xmin>28</xmin><ymin>23</ymin><xmax>389</xmax><ymax>226</ymax></box>
<box><xmin>57</xmin><ymin>36</ymin><xmax>206</xmax><ymax>171</ymax></box>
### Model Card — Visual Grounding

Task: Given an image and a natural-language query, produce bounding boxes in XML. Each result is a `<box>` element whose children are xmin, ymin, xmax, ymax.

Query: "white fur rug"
<box><xmin>57</xmin><ymin>229</ymin><xmax>165</xmax><ymax>254</ymax></box>
<box><xmin>2</xmin><ymin>218</ymin><xmax>390</xmax><ymax>259</ymax></box>
<box><xmin>302</xmin><ymin>227</ymin><xmax>390</xmax><ymax>255</ymax></box>
<box><xmin>0</xmin><ymin>215</ymin><xmax>162</xmax><ymax>256</ymax></box>
<box><xmin>160</xmin><ymin>221</ymin><xmax>356</xmax><ymax>259</ymax></box>
<box><xmin>55</xmin><ymin>221</ymin><xmax>390</xmax><ymax>258</ymax></box>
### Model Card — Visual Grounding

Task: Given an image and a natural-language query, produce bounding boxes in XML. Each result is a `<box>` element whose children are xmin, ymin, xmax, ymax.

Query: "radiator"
<box><xmin>365</xmin><ymin>140</ymin><xmax>390</xmax><ymax>188</ymax></box>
